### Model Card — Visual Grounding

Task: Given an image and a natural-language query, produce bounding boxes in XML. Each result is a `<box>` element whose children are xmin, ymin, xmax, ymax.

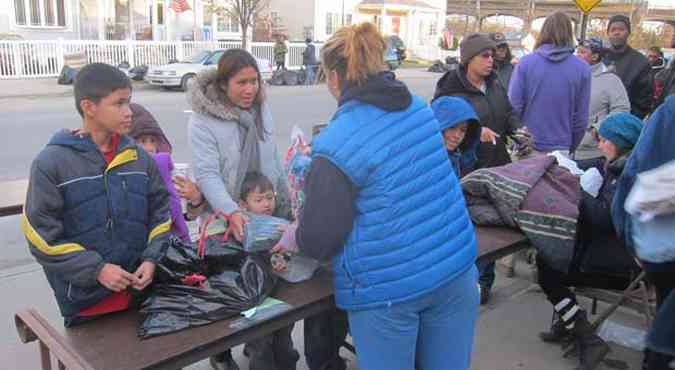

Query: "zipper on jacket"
<box><xmin>121</xmin><ymin>178</ymin><xmax>129</xmax><ymax>217</ymax></box>
<box><xmin>67</xmin><ymin>283</ymin><xmax>73</xmax><ymax>301</ymax></box>
<box><xmin>103</xmin><ymin>171</ymin><xmax>114</xmax><ymax>240</ymax></box>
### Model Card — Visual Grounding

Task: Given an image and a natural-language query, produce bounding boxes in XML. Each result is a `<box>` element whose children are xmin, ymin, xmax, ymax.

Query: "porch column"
<box><xmin>97</xmin><ymin>0</ymin><xmax>105</xmax><ymax>40</ymax></box>
<box><xmin>164</xmin><ymin>0</ymin><xmax>172</xmax><ymax>40</ymax></box>
<box><xmin>128</xmin><ymin>0</ymin><xmax>136</xmax><ymax>40</ymax></box>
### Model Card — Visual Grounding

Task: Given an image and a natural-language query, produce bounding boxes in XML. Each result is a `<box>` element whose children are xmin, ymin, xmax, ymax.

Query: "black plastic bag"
<box><xmin>129</xmin><ymin>65</ymin><xmax>148</xmax><ymax>81</ymax></box>
<box><xmin>282</xmin><ymin>70</ymin><xmax>300</xmax><ymax>86</ymax></box>
<box><xmin>57</xmin><ymin>66</ymin><xmax>78</xmax><ymax>85</ymax></box>
<box><xmin>138</xmin><ymin>238</ymin><xmax>277</xmax><ymax>339</ymax></box>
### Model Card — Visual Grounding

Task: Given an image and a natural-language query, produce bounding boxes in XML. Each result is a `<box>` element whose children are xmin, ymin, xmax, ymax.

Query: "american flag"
<box><xmin>170</xmin><ymin>0</ymin><xmax>191</xmax><ymax>13</ymax></box>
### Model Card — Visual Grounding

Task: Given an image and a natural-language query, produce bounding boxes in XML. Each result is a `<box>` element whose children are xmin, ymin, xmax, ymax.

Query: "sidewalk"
<box><xmin>0</xmin><ymin>77</ymin><xmax>155</xmax><ymax>100</ymax></box>
<box><xmin>0</xmin><ymin>260</ymin><xmax>645</xmax><ymax>370</ymax></box>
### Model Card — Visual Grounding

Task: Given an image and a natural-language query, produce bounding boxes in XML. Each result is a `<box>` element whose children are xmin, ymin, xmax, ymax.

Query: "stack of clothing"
<box><xmin>461</xmin><ymin>155</ymin><xmax>581</xmax><ymax>272</ymax></box>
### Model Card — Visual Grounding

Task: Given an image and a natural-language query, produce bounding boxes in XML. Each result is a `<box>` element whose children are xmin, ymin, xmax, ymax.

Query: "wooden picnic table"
<box><xmin>2</xmin><ymin>179</ymin><xmax>529</xmax><ymax>370</ymax></box>
<box><xmin>0</xmin><ymin>179</ymin><xmax>27</xmax><ymax>217</ymax></box>
<box><xmin>13</xmin><ymin>226</ymin><xmax>528</xmax><ymax>370</ymax></box>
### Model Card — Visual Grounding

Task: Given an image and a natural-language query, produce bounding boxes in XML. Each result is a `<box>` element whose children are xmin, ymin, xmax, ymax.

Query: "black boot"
<box><xmin>573</xmin><ymin>312</ymin><xmax>610</xmax><ymax>370</ymax></box>
<box><xmin>539</xmin><ymin>314</ymin><xmax>573</xmax><ymax>343</ymax></box>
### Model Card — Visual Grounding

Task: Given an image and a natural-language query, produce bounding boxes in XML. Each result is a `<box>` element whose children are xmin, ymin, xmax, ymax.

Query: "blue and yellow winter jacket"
<box><xmin>312</xmin><ymin>79</ymin><xmax>477</xmax><ymax>311</ymax></box>
<box><xmin>22</xmin><ymin>130</ymin><xmax>171</xmax><ymax>321</ymax></box>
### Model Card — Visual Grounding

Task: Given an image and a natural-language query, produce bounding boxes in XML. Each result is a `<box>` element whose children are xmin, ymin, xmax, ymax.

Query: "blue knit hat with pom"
<box><xmin>597</xmin><ymin>112</ymin><xmax>643</xmax><ymax>150</ymax></box>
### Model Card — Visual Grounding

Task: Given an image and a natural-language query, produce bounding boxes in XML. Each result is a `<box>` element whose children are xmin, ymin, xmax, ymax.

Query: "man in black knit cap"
<box><xmin>603</xmin><ymin>14</ymin><xmax>653</xmax><ymax>119</ymax></box>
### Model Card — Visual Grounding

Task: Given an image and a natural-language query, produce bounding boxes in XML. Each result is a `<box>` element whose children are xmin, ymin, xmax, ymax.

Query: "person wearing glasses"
<box><xmin>509</xmin><ymin>12</ymin><xmax>591</xmax><ymax>157</ymax></box>
<box><xmin>434</xmin><ymin>32</ymin><xmax>522</xmax><ymax>304</ymax></box>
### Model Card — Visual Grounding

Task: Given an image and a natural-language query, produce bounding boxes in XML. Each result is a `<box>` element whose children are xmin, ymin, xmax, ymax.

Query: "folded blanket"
<box><xmin>462</xmin><ymin>155</ymin><xmax>581</xmax><ymax>272</ymax></box>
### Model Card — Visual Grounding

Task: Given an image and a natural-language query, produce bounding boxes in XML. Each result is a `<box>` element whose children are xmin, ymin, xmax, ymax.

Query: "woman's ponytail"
<box><xmin>322</xmin><ymin>22</ymin><xmax>386</xmax><ymax>86</ymax></box>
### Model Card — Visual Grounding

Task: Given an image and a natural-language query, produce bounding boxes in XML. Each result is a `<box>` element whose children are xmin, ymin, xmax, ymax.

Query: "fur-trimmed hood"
<box><xmin>186</xmin><ymin>68</ymin><xmax>239</xmax><ymax>122</ymax></box>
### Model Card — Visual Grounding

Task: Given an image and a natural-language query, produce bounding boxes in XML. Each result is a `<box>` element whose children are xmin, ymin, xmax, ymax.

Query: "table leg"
<box><xmin>39</xmin><ymin>341</ymin><xmax>53</xmax><ymax>370</ymax></box>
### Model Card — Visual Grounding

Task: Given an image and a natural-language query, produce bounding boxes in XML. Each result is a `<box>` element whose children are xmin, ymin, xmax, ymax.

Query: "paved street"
<box><xmin>0</xmin><ymin>71</ymin><xmax>645</xmax><ymax>369</ymax></box>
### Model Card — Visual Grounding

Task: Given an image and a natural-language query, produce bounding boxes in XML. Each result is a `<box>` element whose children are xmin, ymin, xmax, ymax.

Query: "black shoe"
<box><xmin>573</xmin><ymin>312</ymin><xmax>610</xmax><ymax>370</ymax></box>
<box><xmin>539</xmin><ymin>315</ymin><xmax>573</xmax><ymax>343</ymax></box>
<box><xmin>479</xmin><ymin>285</ymin><xmax>491</xmax><ymax>305</ymax></box>
<box><xmin>209</xmin><ymin>351</ymin><xmax>240</xmax><ymax>370</ymax></box>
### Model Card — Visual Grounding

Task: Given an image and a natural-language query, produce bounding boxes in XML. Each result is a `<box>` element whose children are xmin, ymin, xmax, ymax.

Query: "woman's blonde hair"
<box><xmin>321</xmin><ymin>22</ymin><xmax>386</xmax><ymax>86</ymax></box>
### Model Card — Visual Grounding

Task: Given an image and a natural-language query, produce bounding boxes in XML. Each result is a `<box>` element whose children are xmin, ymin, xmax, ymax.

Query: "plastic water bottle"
<box><xmin>597</xmin><ymin>320</ymin><xmax>646</xmax><ymax>351</ymax></box>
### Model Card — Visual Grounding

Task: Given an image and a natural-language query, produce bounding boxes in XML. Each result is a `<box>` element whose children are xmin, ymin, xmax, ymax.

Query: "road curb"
<box><xmin>0</xmin><ymin>81</ymin><xmax>156</xmax><ymax>100</ymax></box>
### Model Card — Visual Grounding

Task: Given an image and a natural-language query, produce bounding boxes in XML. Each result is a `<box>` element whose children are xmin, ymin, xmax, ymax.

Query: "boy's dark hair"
<box><xmin>74</xmin><ymin>63</ymin><xmax>132</xmax><ymax>117</ymax></box>
<box><xmin>240</xmin><ymin>171</ymin><xmax>274</xmax><ymax>201</ymax></box>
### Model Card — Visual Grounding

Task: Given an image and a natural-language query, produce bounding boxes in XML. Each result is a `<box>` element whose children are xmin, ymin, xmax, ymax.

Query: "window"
<box><xmin>326</xmin><ymin>13</ymin><xmax>351</xmax><ymax>35</ymax></box>
<box><xmin>326</xmin><ymin>12</ymin><xmax>335</xmax><ymax>36</ymax></box>
<box><xmin>14</xmin><ymin>0</ymin><xmax>66</xmax><ymax>27</ymax></box>
<box><xmin>217</xmin><ymin>14</ymin><xmax>240</xmax><ymax>33</ymax></box>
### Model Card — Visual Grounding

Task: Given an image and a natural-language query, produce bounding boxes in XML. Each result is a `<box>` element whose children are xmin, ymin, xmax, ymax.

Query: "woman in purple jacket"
<box><xmin>509</xmin><ymin>12</ymin><xmax>591</xmax><ymax>156</ymax></box>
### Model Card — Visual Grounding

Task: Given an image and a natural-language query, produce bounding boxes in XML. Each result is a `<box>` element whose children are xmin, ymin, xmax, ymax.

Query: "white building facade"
<box><xmin>1</xmin><ymin>0</ymin><xmax>242</xmax><ymax>41</ymax></box>
<box><xmin>266</xmin><ymin>0</ymin><xmax>446</xmax><ymax>60</ymax></box>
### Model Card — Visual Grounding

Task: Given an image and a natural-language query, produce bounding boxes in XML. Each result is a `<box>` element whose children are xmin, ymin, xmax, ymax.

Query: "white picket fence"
<box><xmin>0</xmin><ymin>40</ymin><xmax>314</xmax><ymax>79</ymax></box>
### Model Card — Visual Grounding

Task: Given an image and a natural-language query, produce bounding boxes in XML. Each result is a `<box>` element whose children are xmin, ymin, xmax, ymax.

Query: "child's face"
<box><xmin>83</xmin><ymin>88</ymin><xmax>133</xmax><ymax>135</ymax></box>
<box><xmin>240</xmin><ymin>188</ymin><xmax>276</xmax><ymax>216</ymax></box>
<box><xmin>598</xmin><ymin>136</ymin><xmax>620</xmax><ymax>162</ymax></box>
<box><xmin>442</xmin><ymin>122</ymin><xmax>469</xmax><ymax>152</ymax></box>
<box><xmin>137</xmin><ymin>135</ymin><xmax>159</xmax><ymax>154</ymax></box>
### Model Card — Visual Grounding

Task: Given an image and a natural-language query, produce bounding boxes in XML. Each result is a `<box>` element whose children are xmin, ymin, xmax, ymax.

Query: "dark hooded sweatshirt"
<box><xmin>434</xmin><ymin>65</ymin><xmax>521</xmax><ymax>169</ymax></box>
<box><xmin>604</xmin><ymin>46</ymin><xmax>653</xmax><ymax>119</ymax></box>
<box><xmin>508</xmin><ymin>44</ymin><xmax>591</xmax><ymax>153</ymax></box>
<box><xmin>296</xmin><ymin>72</ymin><xmax>412</xmax><ymax>261</ymax></box>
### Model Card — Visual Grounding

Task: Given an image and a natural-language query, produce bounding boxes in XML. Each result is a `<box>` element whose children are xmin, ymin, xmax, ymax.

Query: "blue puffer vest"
<box><xmin>312</xmin><ymin>96</ymin><xmax>477</xmax><ymax>311</ymax></box>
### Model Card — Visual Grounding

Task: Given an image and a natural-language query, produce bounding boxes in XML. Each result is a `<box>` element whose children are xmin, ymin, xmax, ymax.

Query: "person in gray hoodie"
<box><xmin>574</xmin><ymin>38</ymin><xmax>631</xmax><ymax>164</ymax></box>
<box><xmin>186</xmin><ymin>49</ymin><xmax>295</xmax><ymax>370</ymax></box>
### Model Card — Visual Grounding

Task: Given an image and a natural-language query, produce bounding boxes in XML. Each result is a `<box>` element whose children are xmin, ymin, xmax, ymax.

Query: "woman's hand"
<box><xmin>481</xmin><ymin>127</ymin><xmax>501</xmax><ymax>145</ymax></box>
<box><xmin>173</xmin><ymin>176</ymin><xmax>203</xmax><ymax>205</ymax></box>
<box><xmin>271</xmin><ymin>222</ymin><xmax>299</xmax><ymax>254</ymax></box>
<box><xmin>228</xmin><ymin>211</ymin><xmax>248</xmax><ymax>241</ymax></box>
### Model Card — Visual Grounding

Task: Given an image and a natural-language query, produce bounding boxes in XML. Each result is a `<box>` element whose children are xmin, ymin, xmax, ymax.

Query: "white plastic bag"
<box><xmin>625</xmin><ymin>159</ymin><xmax>675</xmax><ymax>221</ymax></box>
<box><xmin>580</xmin><ymin>168</ymin><xmax>604</xmax><ymax>198</ymax></box>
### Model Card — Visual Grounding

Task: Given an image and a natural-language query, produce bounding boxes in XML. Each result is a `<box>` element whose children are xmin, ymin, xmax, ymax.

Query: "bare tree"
<box><xmin>205</xmin><ymin>0</ymin><xmax>270</xmax><ymax>49</ymax></box>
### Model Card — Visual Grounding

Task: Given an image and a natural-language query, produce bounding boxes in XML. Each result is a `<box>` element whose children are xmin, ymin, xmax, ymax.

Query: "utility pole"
<box><xmin>580</xmin><ymin>12</ymin><xmax>589</xmax><ymax>41</ymax></box>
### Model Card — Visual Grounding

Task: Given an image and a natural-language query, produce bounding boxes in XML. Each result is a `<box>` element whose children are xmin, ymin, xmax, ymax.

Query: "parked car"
<box><xmin>145</xmin><ymin>49</ymin><xmax>273</xmax><ymax>91</ymax></box>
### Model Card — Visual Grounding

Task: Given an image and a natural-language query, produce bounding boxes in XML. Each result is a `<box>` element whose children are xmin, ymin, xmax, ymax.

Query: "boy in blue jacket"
<box><xmin>22</xmin><ymin>63</ymin><xmax>171</xmax><ymax>327</ymax></box>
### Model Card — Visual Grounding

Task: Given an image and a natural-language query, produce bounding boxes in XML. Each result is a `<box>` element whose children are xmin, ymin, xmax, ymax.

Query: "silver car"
<box><xmin>145</xmin><ymin>49</ymin><xmax>273</xmax><ymax>91</ymax></box>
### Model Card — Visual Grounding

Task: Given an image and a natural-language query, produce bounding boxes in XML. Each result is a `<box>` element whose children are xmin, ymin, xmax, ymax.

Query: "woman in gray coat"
<box><xmin>186</xmin><ymin>49</ymin><xmax>294</xmax><ymax>370</ymax></box>
<box><xmin>575</xmin><ymin>37</ymin><xmax>631</xmax><ymax>165</ymax></box>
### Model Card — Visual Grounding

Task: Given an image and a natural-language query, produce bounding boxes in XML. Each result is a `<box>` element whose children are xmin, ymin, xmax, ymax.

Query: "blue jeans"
<box><xmin>347</xmin><ymin>265</ymin><xmax>479</xmax><ymax>370</ymax></box>
<box><xmin>304</xmin><ymin>65</ymin><xmax>316</xmax><ymax>85</ymax></box>
<box><xmin>477</xmin><ymin>261</ymin><xmax>496</xmax><ymax>289</ymax></box>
